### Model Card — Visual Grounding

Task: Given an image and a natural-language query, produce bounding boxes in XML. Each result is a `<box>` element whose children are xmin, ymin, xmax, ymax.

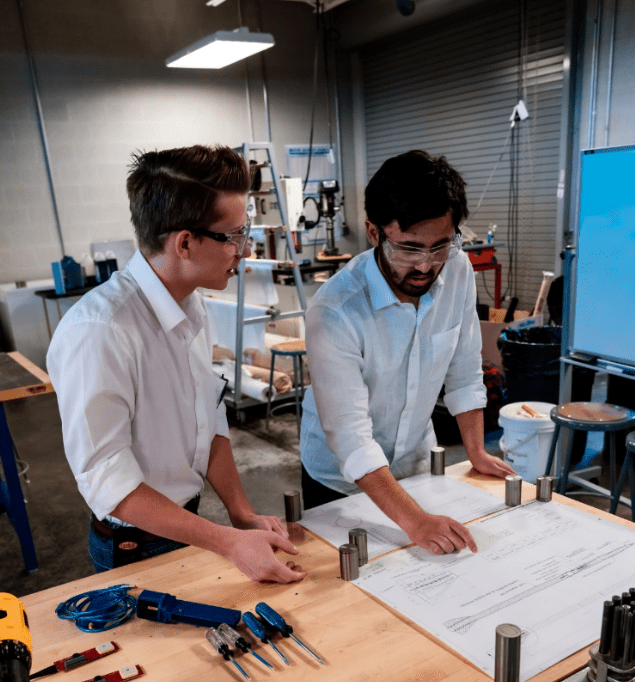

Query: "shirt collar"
<box><xmin>127</xmin><ymin>250</ymin><xmax>202</xmax><ymax>334</ymax></box>
<box><xmin>364</xmin><ymin>248</ymin><xmax>445</xmax><ymax>311</ymax></box>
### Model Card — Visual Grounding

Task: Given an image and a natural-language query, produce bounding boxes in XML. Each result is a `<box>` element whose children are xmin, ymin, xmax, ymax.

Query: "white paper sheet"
<box><xmin>353</xmin><ymin>501</ymin><xmax>635</xmax><ymax>681</ymax></box>
<box><xmin>300</xmin><ymin>473</ymin><xmax>506</xmax><ymax>559</ymax></box>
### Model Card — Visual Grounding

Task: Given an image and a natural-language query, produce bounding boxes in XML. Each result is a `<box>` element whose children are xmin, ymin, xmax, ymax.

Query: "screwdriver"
<box><xmin>205</xmin><ymin>626</ymin><xmax>251</xmax><ymax>680</ymax></box>
<box><xmin>218</xmin><ymin>622</ymin><xmax>274</xmax><ymax>670</ymax></box>
<box><xmin>243</xmin><ymin>612</ymin><xmax>290</xmax><ymax>666</ymax></box>
<box><xmin>255</xmin><ymin>602</ymin><xmax>324</xmax><ymax>665</ymax></box>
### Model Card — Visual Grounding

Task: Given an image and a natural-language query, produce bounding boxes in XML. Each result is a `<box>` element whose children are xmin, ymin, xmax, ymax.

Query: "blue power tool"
<box><xmin>136</xmin><ymin>590</ymin><xmax>240</xmax><ymax>628</ymax></box>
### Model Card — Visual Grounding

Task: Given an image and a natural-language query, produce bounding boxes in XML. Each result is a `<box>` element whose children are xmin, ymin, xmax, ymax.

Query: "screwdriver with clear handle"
<box><xmin>218</xmin><ymin>622</ymin><xmax>274</xmax><ymax>670</ymax></box>
<box><xmin>255</xmin><ymin>602</ymin><xmax>324</xmax><ymax>665</ymax></box>
<box><xmin>242</xmin><ymin>611</ymin><xmax>290</xmax><ymax>666</ymax></box>
<box><xmin>205</xmin><ymin>626</ymin><xmax>251</xmax><ymax>680</ymax></box>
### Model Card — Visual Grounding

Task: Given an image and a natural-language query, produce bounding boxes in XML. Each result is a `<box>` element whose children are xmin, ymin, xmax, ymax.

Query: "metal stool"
<box><xmin>266</xmin><ymin>340</ymin><xmax>306</xmax><ymax>438</ymax></box>
<box><xmin>610</xmin><ymin>431</ymin><xmax>635</xmax><ymax>520</ymax></box>
<box><xmin>543</xmin><ymin>402</ymin><xmax>635</xmax><ymax>503</ymax></box>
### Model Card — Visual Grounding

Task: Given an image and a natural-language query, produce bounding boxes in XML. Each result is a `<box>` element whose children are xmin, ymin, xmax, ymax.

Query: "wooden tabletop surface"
<box><xmin>19</xmin><ymin>464</ymin><xmax>632</xmax><ymax>682</ymax></box>
<box><xmin>0</xmin><ymin>351</ymin><xmax>53</xmax><ymax>402</ymax></box>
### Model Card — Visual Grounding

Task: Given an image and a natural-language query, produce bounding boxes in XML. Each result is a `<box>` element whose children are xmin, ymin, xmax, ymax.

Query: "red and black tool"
<box><xmin>29</xmin><ymin>642</ymin><xmax>120</xmax><ymax>679</ymax></box>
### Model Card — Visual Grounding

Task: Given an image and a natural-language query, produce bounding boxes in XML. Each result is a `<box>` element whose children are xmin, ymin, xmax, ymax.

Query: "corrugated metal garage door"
<box><xmin>360</xmin><ymin>0</ymin><xmax>566</xmax><ymax>311</ymax></box>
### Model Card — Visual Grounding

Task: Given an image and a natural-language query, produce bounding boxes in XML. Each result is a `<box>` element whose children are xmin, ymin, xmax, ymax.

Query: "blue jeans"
<box><xmin>88</xmin><ymin>523</ymin><xmax>186</xmax><ymax>573</ymax></box>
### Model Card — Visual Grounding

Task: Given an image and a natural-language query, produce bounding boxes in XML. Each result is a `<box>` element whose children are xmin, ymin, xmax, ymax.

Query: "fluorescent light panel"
<box><xmin>166</xmin><ymin>28</ymin><xmax>274</xmax><ymax>69</ymax></box>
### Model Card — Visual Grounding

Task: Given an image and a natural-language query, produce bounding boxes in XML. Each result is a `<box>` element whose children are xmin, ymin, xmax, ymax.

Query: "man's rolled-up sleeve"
<box><xmin>306</xmin><ymin>303</ymin><xmax>388</xmax><ymax>483</ymax></box>
<box><xmin>442</xmin><ymin>267</ymin><xmax>488</xmax><ymax>416</ymax></box>
<box><xmin>47</xmin><ymin>321</ymin><xmax>145</xmax><ymax>520</ymax></box>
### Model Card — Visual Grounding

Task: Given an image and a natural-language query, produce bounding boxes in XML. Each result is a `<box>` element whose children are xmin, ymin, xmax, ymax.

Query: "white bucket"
<box><xmin>498</xmin><ymin>401</ymin><xmax>556</xmax><ymax>483</ymax></box>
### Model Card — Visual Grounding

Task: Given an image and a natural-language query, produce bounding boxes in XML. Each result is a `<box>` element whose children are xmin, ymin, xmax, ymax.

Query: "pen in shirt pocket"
<box><xmin>217</xmin><ymin>374</ymin><xmax>229</xmax><ymax>408</ymax></box>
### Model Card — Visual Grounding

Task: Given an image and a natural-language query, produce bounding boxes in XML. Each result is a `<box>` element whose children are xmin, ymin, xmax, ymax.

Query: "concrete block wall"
<box><xmin>0</xmin><ymin>0</ymin><xmax>331</xmax><ymax>283</ymax></box>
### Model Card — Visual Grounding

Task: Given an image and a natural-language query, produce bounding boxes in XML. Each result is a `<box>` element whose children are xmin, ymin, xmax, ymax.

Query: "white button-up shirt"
<box><xmin>47</xmin><ymin>250</ymin><xmax>228</xmax><ymax>521</ymax></box>
<box><xmin>301</xmin><ymin>248</ymin><xmax>486</xmax><ymax>495</ymax></box>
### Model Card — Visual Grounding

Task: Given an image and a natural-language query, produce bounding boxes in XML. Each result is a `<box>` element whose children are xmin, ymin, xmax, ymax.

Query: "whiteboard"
<box><xmin>571</xmin><ymin>145</ymin><xmax>635</xmax><ymax>367</ymax></box>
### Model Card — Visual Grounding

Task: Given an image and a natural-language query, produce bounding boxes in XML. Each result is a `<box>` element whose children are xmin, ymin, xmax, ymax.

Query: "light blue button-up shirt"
<box><xmin>301</xmin><ymin>247</ymin><xmax>487</xmax><ymax>495</ymax></box>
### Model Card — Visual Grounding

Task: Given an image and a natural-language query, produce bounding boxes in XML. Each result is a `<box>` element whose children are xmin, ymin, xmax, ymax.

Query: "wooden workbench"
<box><xmin>19</xmin><ymin>464</ymin><xmax>632</xmax><ymax>682</ymax></box>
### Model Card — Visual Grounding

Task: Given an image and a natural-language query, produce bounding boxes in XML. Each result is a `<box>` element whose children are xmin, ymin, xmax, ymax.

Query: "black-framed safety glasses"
<box><xmin>194</xmin><ymin>216</ymin><xmax>251</xmax><ymax>256</ymax></box>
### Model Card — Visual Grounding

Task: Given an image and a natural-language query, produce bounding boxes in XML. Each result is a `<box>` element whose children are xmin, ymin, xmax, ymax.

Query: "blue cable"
<box><xmin>55</xmin><ymin>584</ymin><xmax>137</xmax><ymax>633</ymax></box>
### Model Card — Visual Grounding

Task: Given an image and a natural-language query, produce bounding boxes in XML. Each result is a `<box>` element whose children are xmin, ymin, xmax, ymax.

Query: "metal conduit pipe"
<box><xmin>603</xmin><ymin>0</ymin><xmax>617</xmax><ymax>147</ymax></box>
<box><xmin>16</xmin><ymin>0</ymin><xmax>65</xmax><ymax>257</ymax></box>
<box><xmin>586</xmin><ymin>0</ymin><xmax>603</xmax><ymax>149</ymax></box>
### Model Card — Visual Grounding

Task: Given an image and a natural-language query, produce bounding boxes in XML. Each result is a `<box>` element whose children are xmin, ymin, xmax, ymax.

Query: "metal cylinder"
<box><xmin>535</xmin><ymin>475</ymin><xmax>553</xmax><ymax>502</ymax></box>
<box><xmin>505</xmin><ymin>475</ymin><xmax>522</xmax><ymax>507</ymax></box>
<box><xmin>284</xmin><ymin>491</ymin><xmax>301</xmax><ymax>522</ymax></box>
<box><xmin>494</xmin><ymin>623</ymin><xmax>521</xmax><ymax>682</ymax></box>
<box><xmin>339</xmin><ymin>544</ymin><xmax>359</xmax><ymax>581</ymax></box>
<box><xmin>348</xmin><ymin>528</ymin><xmax>368</xmax><ymax>566</ymax></box>
<box><xmin>431</xmin><ymin>447</ymin><xmax>445</xmax><ymax>475</ymax></box>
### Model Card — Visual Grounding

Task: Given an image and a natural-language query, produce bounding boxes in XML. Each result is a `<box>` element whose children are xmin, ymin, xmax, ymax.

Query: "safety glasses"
<box><xmin>194</xmin><ymin>216</ymin><xmax>251</xmax><ymax>255</ymax></box>
<box><xmin>381</xmin><ymin>231</ymin><xmax>462</xmax><ymax>267</ymax></box>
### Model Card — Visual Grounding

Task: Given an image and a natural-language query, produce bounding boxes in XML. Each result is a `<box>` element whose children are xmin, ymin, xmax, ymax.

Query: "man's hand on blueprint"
<box><xmin>468</xmin><ymin>451</ymin><xmax>516</xmax><ymax>478</ymax></box>
<box><xmin>403</xmin><ymin>511</ymin><xmax>478</xmax><ymax>556</ymax></box>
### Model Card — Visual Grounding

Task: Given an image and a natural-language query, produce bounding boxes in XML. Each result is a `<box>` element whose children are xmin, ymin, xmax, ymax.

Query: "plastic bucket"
<box><xmin>498</xmin><ymin>401</ymin><xmax>556</xmax><ymax>483</ymax></box>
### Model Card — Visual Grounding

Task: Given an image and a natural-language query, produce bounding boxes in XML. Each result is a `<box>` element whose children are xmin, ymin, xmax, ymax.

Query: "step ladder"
<box><xmin>229</xmin><ymin>142</ymin><xmax>308</xmax><ymax>418</ymax></box>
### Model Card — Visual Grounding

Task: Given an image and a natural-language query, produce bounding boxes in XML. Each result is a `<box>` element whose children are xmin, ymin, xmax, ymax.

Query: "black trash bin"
<box><xmin>497</xmin><ymin>326</ymin><xmax>562</xmax><ymax>404</ymax></box>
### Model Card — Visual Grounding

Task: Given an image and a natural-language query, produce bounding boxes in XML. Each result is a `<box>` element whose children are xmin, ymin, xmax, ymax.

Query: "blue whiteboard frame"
<box><xmin>571</xmin><ymin>145</ymin><xmax>635</xmax><ymax>369</ymax></box>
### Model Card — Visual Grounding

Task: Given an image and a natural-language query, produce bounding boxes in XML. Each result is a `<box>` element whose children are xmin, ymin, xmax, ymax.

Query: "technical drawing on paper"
<box><xmin>354</xmin><ymin>501</ymin><xmax>635</xmax><ymax>681</ymax></box>
<box><xmin>299</xmin><ymin>473</ymin><xmax>506</xmax><ymax>559</ymax></box>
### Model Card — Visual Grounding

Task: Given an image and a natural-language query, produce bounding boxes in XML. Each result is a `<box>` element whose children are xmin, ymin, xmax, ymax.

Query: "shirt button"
<box><xmin>199</xmin><ymin>422</ymin><xmax>207</xmax><ymax>431</ymax></box>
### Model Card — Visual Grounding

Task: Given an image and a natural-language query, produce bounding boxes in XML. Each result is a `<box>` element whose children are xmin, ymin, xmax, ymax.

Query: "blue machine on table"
<box><xmin>51</xmin><ymin>256</ymin><xmax>84</xmax><ymax>295</ymax></box>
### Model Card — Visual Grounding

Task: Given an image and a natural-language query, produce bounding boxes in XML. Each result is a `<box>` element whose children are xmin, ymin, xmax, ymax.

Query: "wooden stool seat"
<box><xmin>266</xmin><ymin>341</ymin><xmax>307</xmax><ymax>438</ymax></box>
<box><xmin>272</xmin><ymin>339</ymin><xmax>306</xmax><ymax>354</ymax></box>
<box><xmin>544</xmin><ymin>402</ymin><xmax>635</xmax><ymax>516</ymax></box>
<box><xmin>556</xmin><ymin>402</ymin><xmax>630</xmax><ymax>423</ymax></box>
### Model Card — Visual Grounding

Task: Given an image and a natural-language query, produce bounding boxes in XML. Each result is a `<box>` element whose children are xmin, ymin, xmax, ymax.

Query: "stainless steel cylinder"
<box><xmin>348</xmin><ymin>528</ymin><xmax>368</xmax><ymax>566</ymax></box>
<box><xmin>431</xmin><ymin>446</ymin><xmax>445</xmax><ymax>475</ymax></box>
<box><xmin>505</xmin><ymin>475</ymin><xmax>522</xmax><ymax>507</ymax></box>
<box><xmin>494</xmin><ymin>623</ymin><xmax>521</xmax><ymax>682</ymax></box>
<box><xmin>339</xmin><ymin>544</ymin><xmax>359</xmax><ymax>581</ymax></box>
<box><xmin>284</xmin><ymin>491</ymin><xmax>301</xmax><ymax>522</ymax></box>
<box><xmin>535</xmin><ymin>475</ymin><xmax>553</xmax><ymax>502</ymax></box>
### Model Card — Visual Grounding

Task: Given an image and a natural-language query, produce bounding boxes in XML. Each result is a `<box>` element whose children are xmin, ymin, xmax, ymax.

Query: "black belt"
<box><xmin>90</xmin><ymin>494</ymin><xmax>200</xmax><ymax>567</ymax></box>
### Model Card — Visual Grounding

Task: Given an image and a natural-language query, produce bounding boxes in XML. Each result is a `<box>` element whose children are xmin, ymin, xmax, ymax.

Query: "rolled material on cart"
<box><xmin>213</xmin><ymin>362</ymin><xmax>276</xmax><ymax>401</ymax></box>
<box><xmin>243</xmin><ymin>364</ymin><xmax>293</xmax><ymax>393</ymax></box>
<box><xmin>204</xmin><ymin>297</ymin><xmax>267</xmax><ymax>353</ymax></box>
<box><xmin>235</xmin><ymin>374</ymin><xmax>276</xmax><ymax>401</ymax></box>
<box><xmin>244</xmin><ymin>337</ymin><xmax>310</xmax><ymax>386</ymax></box>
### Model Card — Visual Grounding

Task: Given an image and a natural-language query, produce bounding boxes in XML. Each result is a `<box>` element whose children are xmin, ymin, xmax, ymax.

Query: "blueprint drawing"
<box><xmin>353</xmin><ymin>501</ymin><xmax>635</xmax><ymax>681</ymax></box>
<box><xmin>300</xmin><ymin>473</ymin><xmax>506</xmax><ymax>559</ymax></box>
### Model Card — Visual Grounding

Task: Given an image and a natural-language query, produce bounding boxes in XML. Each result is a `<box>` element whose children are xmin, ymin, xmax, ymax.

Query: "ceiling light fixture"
<box><xmin>165</xmin><ymin>27</ymin><xmax>274</xmax><ymax>70</ymax></box>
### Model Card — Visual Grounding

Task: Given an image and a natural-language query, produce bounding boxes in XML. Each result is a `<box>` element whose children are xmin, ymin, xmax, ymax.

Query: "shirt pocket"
<box><xmin>429</xmin><ymin>324</ymin><xmax>461</xmax><ymax>382</ymax></box>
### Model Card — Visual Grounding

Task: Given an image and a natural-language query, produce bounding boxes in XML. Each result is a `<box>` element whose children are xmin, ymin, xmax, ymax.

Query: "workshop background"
<box><xmin>2</xmin><ymin>0</ymin><xmax>635</xmax><ymax>595</ymax></box>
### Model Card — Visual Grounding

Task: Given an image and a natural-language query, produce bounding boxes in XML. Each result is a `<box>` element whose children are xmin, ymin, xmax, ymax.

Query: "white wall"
<box><xmin>0</xmin><ymin>0</ymin><xmax>330</xmax><ymax>283</ymax></box>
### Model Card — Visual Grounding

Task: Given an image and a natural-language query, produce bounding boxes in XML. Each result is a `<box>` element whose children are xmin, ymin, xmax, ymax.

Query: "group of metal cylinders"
<box><xmin>588</xmin><ymin>589</ymin><xmax>635</xmax><ymax>681</ymax></box>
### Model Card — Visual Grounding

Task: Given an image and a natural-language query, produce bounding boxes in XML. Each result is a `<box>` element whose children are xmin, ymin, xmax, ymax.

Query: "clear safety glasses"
<box><xmin>381</xmin><ymin>231</ymin><xmax>463</xmax><ymax>267</ymax></box>
<box><xmin>195</xmin><ymin>216</ymin><xmax>252</xmax><ymax>255</ymax></box>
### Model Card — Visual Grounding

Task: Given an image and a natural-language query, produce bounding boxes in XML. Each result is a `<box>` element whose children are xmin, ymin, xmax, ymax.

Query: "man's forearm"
<box><xmin>110</xmin><ymin>482</ymin><xmax>240</xmax><ymax>558</ymax></box>
<box><xmin>205</xmin><ymin>434</ymin><xmax>255</xmax><ymax>524</ymax></box>
<box><xmin>356</xmin><ymin>465</ymin><xmax>477</xmax><ymax>554</ymax></box>
<box><xmin>455</xmin><ymin>408</ymin><xmax>486</xmax><ymax>460</ymax></box>
<box><xmin>356</xmin><ymin>466</ymin><xmax>423</xmax><ymax>531</ymax></box>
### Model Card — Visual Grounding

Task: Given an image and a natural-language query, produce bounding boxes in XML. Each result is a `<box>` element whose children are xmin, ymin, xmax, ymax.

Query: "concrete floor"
<box><xmin>1</xmin><ymin>391</ymin><xmax>631</xmax><ymax>598</ymax></box>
